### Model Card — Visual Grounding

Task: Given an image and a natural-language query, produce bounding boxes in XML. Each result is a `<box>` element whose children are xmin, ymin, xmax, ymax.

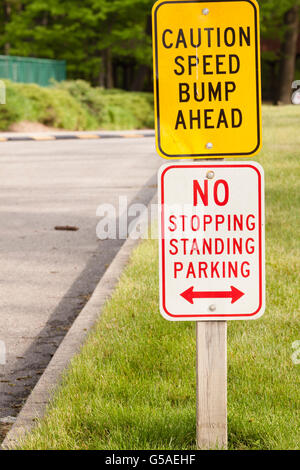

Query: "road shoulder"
<box><xmin>1</xmin><ymin>195</ymin><xmax>156</xmax><ymax>450</ymax></box>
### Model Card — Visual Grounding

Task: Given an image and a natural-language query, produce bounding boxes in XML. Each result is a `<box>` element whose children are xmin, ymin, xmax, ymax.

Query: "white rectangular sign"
<box><xmin>158</xmin><ymin>162</ymin><xmax>265</xmax><ymax>321</ymax></box>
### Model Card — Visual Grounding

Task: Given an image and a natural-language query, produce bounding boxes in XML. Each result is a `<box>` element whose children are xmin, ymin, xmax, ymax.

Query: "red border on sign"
<box><xmin>160</xmin><ymin>164</ymin><xmax>263</xmax><ymax>318</ymax></box>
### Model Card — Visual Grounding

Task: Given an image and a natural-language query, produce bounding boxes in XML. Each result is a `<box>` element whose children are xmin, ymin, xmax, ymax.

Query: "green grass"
<box><xmin>20</xmin><ymin>105</ymin><xmax>300</xmax><ymax>450</ymax></box>
<box><xmin>0</xmin><ymin>80</ymin><xmax>154</xmax><ymax>131</ymax></box>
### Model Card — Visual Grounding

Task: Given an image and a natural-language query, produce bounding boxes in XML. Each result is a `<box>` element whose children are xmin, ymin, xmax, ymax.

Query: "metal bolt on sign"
<box><xmin>206</xmin><ymin>170</ymin><xmax>215</xmax><ymax>179</ymax></box>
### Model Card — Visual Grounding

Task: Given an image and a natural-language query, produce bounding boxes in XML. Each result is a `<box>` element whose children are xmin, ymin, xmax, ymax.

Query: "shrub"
<box><xmin>0</xmin><ymin>80</ymin><xmax>96</xmax><ymax>130</ymax></box>
<box><xmin>53</xmin><ymin>80</ymin><xmax>154</xmax><ymax>129</ymax></box>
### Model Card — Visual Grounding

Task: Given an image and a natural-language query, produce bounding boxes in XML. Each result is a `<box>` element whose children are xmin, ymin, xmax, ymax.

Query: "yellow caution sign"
<box><xmin>152</xmin><ymin>0</ymin><xmax>261</xmax><ymax>159</ymax></box>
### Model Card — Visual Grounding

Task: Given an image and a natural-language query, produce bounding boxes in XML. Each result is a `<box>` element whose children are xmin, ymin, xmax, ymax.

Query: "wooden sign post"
<box><xmin>153</xmin><ymin>0</ymin><xmax>264</xmax><ymax>450</ymax></box>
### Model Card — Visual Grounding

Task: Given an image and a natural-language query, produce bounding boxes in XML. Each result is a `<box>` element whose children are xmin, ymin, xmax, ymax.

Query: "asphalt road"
<box><xmin>0</xmin><ymin>135</ymin><xmax>160</xmax><ymax>429</ymax></box>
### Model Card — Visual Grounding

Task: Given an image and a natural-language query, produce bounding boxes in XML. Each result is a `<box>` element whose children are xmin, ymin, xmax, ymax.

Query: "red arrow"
<box><xmin>180</xmin><ymin>286</ymin><xmax>245</xmax><ymax>305</ymax></box>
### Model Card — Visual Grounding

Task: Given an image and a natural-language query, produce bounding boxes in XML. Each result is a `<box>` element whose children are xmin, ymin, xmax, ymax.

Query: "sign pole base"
<box><xmin>196</xmin><ymin>321</ymin><xmax>227</xmax><ymax>449</ymax></box>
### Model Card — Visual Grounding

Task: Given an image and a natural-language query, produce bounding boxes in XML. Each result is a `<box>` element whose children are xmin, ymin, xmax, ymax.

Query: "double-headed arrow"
<box><xmin>180</xmin><ymin>285</ymin><xmax>244</xmax><ymax>305</ymax></box>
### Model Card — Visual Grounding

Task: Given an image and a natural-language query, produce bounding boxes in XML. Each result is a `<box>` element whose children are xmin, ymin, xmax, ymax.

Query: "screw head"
<box><xmin>206</xmin><ymin>171</ymin><xmax>215</xmax><ymax>179</ymax></box>
<box><xmin>209</xmin><ymin>304</ymin><xmax>216</xmax><ymax>312</ymax></box>
<box><xmin>206</xmin><ymin>142</ymin><xmax>213</xmax><ymax>150</ymax></box>
<box><xmin>202</xmin><ymin>8</ymin><xmax>209</xmax><ymax>15</ymax></box>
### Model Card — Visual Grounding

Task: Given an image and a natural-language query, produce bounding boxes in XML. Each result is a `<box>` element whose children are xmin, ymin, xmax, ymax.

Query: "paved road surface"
<box><xmin>0</xmin><ymin>135</ymin><xmax>160</xmax><ymax>432</ymax></box>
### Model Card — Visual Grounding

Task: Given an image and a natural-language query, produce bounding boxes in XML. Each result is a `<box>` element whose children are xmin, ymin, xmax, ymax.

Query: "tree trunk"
<box><xmin>106</xmin><ymin>48</ymin><xmax>114</xmax><ymax>89</ymax></box>
<box><xmin>122</xmin><ymin>64</ymin><xmax>128</xmax><ymax>90</ymax></box>
<box><xmin>4</xmin><ymin>2</ymin><xmax>11</xmax><ymax>54</ymax></box>
<box><xmin>130</xmin><ymin>14</ymin><xmax>152</xmax><ymax>91</ymax></box>
<box><xmin>130</xmin><ymin>65</ymin><xmax>149</xmax><ymax>91</ymax></box>
<box><xmin>277</xmin><ymin>5</ymin><xmax>299</xmax><ymax>105</ymax></box>
<box><xmin>97</xmin><ymin>51</ymin><xmax>106</xmax><ymax>87</ymax></box>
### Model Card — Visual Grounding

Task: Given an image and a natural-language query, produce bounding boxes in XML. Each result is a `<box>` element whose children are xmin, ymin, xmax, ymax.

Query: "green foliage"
<box><xmin>0</xmin><ymin>0</ymin><xmax>298</xmax><ymax>95</ymax></box>
<box><xmin>0</xmin><ymin>80</ymin><xmax>94</xmax><ymax>130</ymax></box>
<box><xmin>259</xmin><ymin>0</ymin><xmax>300</xmax><ymax>37</ymax></box>
<box><xmin>55</xmin><ymin>79</ymin><xmax>154</xmax><ymax>128</ymax></box>
<box><xmin>54</xmin><ymin>79</ymin><xmax>154</xmax><ymax>128</ymax></box>
<box><xmin>0</xmin><ymin>79</ymin><xmax>154</xmax><ymax>130</ymax></box>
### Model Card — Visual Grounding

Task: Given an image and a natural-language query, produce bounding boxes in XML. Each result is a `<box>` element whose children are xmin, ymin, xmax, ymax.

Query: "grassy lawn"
<box><xmin>20</xmin><ymin>106</ymin><xmax>299</xmax><ymax>450</ymax></box>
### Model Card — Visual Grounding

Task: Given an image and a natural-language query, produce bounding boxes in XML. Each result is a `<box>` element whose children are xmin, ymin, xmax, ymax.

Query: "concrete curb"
<box><xmin>1</xmin><ymin>194</ymin><xmax>157</xmax><ymax>450</ymax></box>
<box><xmin>0</xmin><ymin>130</ymin><xmax>155</xmax><ymax>142</ymax></box>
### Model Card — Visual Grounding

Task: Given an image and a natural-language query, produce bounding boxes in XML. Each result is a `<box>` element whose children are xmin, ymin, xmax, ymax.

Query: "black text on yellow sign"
<box><xmin>152</xmin><ymin>0</ymin><xmax>262</xmax><ymax>159</ymax></box>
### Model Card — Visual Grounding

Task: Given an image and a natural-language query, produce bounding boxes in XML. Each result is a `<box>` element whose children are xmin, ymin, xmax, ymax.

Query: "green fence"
<box><xmin>0</xmin><ymin>55</ymin><xmax>66</xmax><ymax>86</ymax></box>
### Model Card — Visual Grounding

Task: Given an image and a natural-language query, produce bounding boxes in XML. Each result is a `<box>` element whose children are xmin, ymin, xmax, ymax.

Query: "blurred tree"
<box><xmin>260</xmin><ymin>0</ymin><xmax>300</xmax><ymax>104</ymax></box>
<box><xmin>0</xmin><ymin>0</ymin><xmax>298</xmax><ymax>97</ymax></box>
